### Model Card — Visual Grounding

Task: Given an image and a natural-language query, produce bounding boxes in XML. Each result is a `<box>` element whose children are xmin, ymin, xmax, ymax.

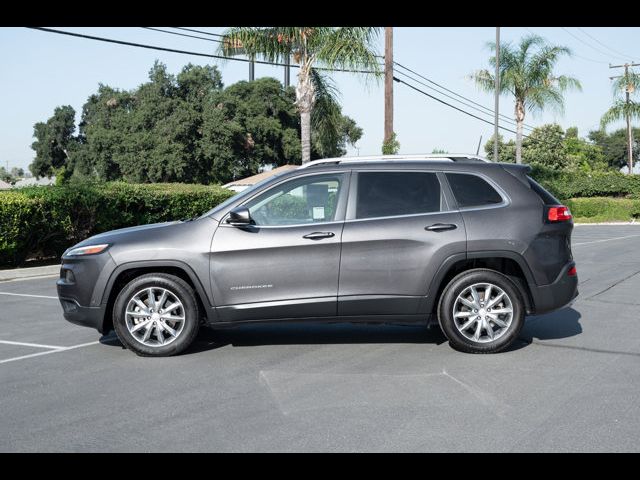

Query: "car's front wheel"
<box><xmin>113</xmin><ymin>273</ymin><xmax>200</xmax><ymax>357</ymax></box>
<box><xmin>437</xmin><ymin>269</ymin><xmax>525</xmax><ymax>353</ymax></box>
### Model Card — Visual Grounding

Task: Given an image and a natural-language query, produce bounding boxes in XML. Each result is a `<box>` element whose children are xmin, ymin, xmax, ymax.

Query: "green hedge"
<box><xmin>566</xmin><ymin>197</ymin><xmax>640</xmax><ymax>223</ymax></box>
<box><xmin>0</xmin><ymin>182</ymin><xmax>235</xmax><ymax>267</ymax></box>
<box><xmin>530</xmin><ymin>165</ymin><xmax>640</xmax><ymax>200</ymax></box>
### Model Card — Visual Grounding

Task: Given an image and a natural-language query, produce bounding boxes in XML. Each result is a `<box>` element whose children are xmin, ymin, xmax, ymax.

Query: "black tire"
<box><xmin>437</xmin><ymin>268</ymin><xmax>525</xmax><ymax>354</ymax></box>
<box><xmin>113</xmin><ymin>273</ymin><xmax>200</xmax><ymax>357</ymax></box>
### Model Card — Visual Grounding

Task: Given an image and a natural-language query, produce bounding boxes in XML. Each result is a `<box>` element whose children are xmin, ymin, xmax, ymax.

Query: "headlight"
<box><xmin>65</xmin><ymin>244</ymin><xmax>110</xmax><ymax>256</ymax></box>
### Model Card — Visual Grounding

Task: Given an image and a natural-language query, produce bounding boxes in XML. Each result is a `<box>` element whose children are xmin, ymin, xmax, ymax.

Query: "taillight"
<box><xmin>547</xmin><ymin>205</ymin><xmax>572</xmax><ymax>222</ymax></box>
<box><xmin>568</xmin><ymin>266</ymin><xmax>577</xmax><ymax>277</ymax></box>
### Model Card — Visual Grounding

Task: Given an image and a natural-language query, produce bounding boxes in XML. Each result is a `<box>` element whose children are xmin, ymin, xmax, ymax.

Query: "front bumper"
<box><xmin>529</xmin><ymin>262</ymin><xmax>579</xmax><ymax>315</ymax></box>
<box><xmin>58</xmin><ymin>296</ymin><xmax>106</xmax><ymax>333</ymax></box>
<box><xmin>57</xmin><ymin>252</ymin><xmax>115</xmax><ymax>333</ymax></box>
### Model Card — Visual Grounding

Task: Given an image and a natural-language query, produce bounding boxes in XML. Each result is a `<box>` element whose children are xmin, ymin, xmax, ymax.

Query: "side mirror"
<box><xmin>226</xmin><ymin>206</ymin><xmax>252</xmax><ymax>226</ymax></box>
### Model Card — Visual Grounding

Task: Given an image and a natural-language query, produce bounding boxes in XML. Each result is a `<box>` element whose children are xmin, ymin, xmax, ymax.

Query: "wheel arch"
<box><xmin>422</xmin><ymin>251</ymin><xmax>536</xmax><ymax>317</ymax></box>
<box><xmin>100</xmin><ymin>260</ymin><xmax>215</xmax><ymax>334</ymax></box>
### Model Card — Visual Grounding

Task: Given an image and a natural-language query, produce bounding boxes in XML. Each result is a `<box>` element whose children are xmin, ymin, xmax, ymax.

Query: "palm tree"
<box><xmin>219</xmin><ymin>27</ymin><xmax>381</xmax><ymax>163</ymax></box>
<box><xmin>601</xmin><ymin>68</ymin><xmax>640</xmax><ymax>173</ymax></box>
<box><xmin>471</xmin><ymin>34</ymin><xmax>581</xmax><ymax>163</ymax></box>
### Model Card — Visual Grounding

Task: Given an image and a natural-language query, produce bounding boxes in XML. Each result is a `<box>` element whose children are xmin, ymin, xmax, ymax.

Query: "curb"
<box><xmin>574</xmin><ymin>222</ymin><xmax>640</xmax><ymax>226</ymax></box>
<box><xmin>0</xmin><ymin>264</ymin><xmax>60</xmax><ymax>282</ymax></box>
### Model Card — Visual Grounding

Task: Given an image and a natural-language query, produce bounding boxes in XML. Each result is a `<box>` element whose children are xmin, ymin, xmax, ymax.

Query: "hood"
<box><xmin>69</xmin><ymin>220</ymin><xmax>184</xmax><ymax>250</ymax></box>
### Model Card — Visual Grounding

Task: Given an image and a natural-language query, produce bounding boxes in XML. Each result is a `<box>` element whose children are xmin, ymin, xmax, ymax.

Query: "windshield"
<box><xmin>199</xmin><ymin>169</ymin><xmax>295</xmax><ymax>219</ymax></box>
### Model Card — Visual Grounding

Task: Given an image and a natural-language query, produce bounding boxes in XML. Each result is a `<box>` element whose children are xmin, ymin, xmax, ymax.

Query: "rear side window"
<box><xmin>445</xmin><ymin>173</ymin><xmax>503</xmax><ymax>208</ymax></box>
<box><xmin>527</xmin><ymin>176</ymin><xmax>560</xmax><ymax>205</ymax></box>
<box><xmin>356</xmin><ymin>172</ymin><xmax>441</xmax><ymax>219</ymax></box>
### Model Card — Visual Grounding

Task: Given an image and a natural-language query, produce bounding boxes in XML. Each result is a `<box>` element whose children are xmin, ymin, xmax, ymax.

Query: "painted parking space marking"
<box><xmin>0</xmin><ymin>340</ymin><xmax>100</xmax><ymax>365</ymax></box>
<box><xmin>573</xmin><ymin>234</ymin><xmax>640</xmax><ymax>247</ymax></box>
<box><xmin>0</xmin><ymin>340</ymin><xmax>64</xmax><ymax>350</ymax></box>
<box><xmin>0</xmin><ymin>292</ymin><xmax>58</xmax><ymax>300</ymax></box>
<box><xmin>0</xmin><ymin>274</ymin><xmax>58</xmax><ymax>283</ymax></box>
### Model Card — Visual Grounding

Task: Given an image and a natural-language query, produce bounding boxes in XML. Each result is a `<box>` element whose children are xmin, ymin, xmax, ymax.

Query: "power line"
<box><xmin>393</xmin><ymin>61</ymin><xmax>534</xmax><ymax>131</ymax></box>
<box><xmin>174</xmin><ymin>27</ymin><xmax>224</xmax><ymax>38</ymax></box>
<box><xmin>394</xmin><ymin>69</ymin><xmax>532</xmax><ymax>132</ymax></box>
<box><xmin>26</xmin><ymin>27</ymin><xmax>379</xmax><ymax>75</ymax></box>
<box><xmin>560</xmin><ymin>27</ymin><xmax>623</xmax><ymax>61</ymax></box>
<box><xmin>27</xmin><ymin>27</ymin><xmax>270</xmax><ymax>65</ymax></box>
<box><xmin>576</xmin><ymin>27</ymin><xmax>635</xmax><ymax>61</ymax></box>
<box><xmin>524</xmin><ymin>27</ymin><xmax>610</xmax><ymax>65</ymax></box>
<box><xmin>578</xmin><ymin>28</ymin><xmax>633</xmax><ymax>60</ymax></box>
<box><xmin>393</xmin><ymin>76</ymin><xmax>525</xmax><ymax>137</ymax></box>
<box><xmin>142</xmin><ymin>27</ymin><xmax>222</xmax><ymax>44</ymax></box>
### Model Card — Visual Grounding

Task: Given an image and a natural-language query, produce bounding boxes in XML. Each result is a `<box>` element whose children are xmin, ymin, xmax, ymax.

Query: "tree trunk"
<box><xmin>300</xmin><ymin>109</ymin><xmax>312</xmax><ymax>164</ymax></box>
<box><xmin>515</xmin><ymin>100</ymin><xmax>525</xmax><ymax>164</ymax></box>
<box><xmin>295</xmin><ymin>69</ymin><xmax>315</xmax><ymax>164</ymax></box>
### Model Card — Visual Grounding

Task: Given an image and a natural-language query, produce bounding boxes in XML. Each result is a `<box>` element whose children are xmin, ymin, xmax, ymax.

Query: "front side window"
<box><xmin>244</xmin><ymin>174</ymin><xmax>343</xmax><ymax>226</ymax></box>
<box><xmin>355</xmin><ymin>171</ymin><xmax>442</xmax><ymax>219</ymax></box>
<box><xmin>445</xmin><ymin>173</ymin><xmax>503</xmax><ymax>208</ymax></box>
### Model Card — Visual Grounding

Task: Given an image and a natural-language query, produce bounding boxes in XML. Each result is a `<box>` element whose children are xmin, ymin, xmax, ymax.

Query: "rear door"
<box><xmin>338</xmin><ymin>170</ymin><xmax>466</xmax><ymax>316</ymax></box>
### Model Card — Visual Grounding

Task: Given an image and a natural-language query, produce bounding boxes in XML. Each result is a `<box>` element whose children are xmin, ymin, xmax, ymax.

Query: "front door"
<box><xmin>338</xmin><ymin>170</ymin><xmax>466</xmax><ymax>316</ymax></box>
<box><xmin>211</xmin><ymin>172</ymin><xmax>349</xmax><ymax>322</ymax></box>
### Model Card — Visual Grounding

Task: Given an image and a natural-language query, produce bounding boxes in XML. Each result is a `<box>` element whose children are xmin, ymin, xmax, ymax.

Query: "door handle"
<box><xmin>303</xmin><ymin>231</ymin><xmax>335</xmax><ymax>240</ymax></box>
<box><xmin>425</xmin><ymin>223</ymin><xmax>457</xmax><ymax>232</ymax></box>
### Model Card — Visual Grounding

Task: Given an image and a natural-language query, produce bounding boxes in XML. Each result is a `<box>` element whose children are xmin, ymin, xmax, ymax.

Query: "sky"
<box><xmin>1</xmin><ymin>26</ymin><xmax>639</xmax><ymax>172</ymax></box>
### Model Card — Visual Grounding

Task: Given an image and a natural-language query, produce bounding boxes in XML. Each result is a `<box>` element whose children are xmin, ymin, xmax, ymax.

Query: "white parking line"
<box><xmin>573</xmin><ymin>234</ymin><xmax>640</xmax><ymax>247</ymax></box>
<box><xmin>0</xmin><ymin>340</ymin><xmax>63</xmax><ymax>349</ymax></box>
<box><xmin>0</xmin><ymin>274</ymin><xmax>59</xmax><ymax>283</ymax></box>
<box><xmin>0</xmin><ymin>340</ymin><xmax>100</xmax><ymax>365</ymax></box>
<box><xmin>0</xmin><ymin>292</ymin><xmax>58</xmax><ymax>300</ymax></box>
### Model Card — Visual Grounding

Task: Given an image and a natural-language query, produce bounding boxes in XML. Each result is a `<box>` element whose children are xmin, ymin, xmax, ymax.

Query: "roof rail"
<box><xmin>298</xmin><ymin>153</ymin><xmax>491</xmax><ymax>169</ymax></box>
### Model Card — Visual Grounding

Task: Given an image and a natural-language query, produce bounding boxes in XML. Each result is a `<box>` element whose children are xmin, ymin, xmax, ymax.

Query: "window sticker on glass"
<box><xmin>313</xmin><ymin>207</ymin><xmax>325</xmax><ymax>220</ymax></box>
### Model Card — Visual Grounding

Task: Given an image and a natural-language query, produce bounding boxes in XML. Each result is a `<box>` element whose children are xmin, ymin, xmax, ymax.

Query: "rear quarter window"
<box><xmin>445</xmin><ymin>173</ymin><xmax>503</xmax><ymax>208</ymax></box>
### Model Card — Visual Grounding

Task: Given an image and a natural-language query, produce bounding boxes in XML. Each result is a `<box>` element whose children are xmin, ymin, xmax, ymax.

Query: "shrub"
<box><xmin>530</xmin><ymin>167</ymin><xmax>640</xmax><ymax>200</ymax></box>
<box><xmin>0</xmin><ymin>182</ymin><xmax>235</xmax><ymax>267</ymax></box>
<box><xmin>566</xmin><ymin>197</ymin><xmax>640</xmax><ymax>223</ymax></box>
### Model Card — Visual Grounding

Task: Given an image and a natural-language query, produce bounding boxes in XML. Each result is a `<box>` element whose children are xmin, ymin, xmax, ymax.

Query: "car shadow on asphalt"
<box><xmin>509</xmin><ymin>307</ymin><xmax>583</xmax><ymax>351</ymax></box>
<box><xmin>98</xmin><ymin>308</ymin><xmax>583</xmax><ymax>356</ymax></box>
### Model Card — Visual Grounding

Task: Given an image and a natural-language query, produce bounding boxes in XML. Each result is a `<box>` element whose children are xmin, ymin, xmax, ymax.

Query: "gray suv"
<box><xmin>57</xmin><ymin>156</ymin><xmax>578</xmax><ymax>356</ymax></box>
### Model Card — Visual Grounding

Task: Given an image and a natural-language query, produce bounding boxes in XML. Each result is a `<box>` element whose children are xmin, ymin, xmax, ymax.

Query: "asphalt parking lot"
<box><xmin>1</xmin><ymin>224</ymin><xmax>640</xmax><ymax>452</ymax></box>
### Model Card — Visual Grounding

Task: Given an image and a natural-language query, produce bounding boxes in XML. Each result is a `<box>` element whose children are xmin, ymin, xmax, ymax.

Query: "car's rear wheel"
<box><xmin>113</xmin><ymin>273</ymin><xmax>200</xmax><ymax>357</ymax></box>
<box><xmin>437</xmin><ymin>269</ymin><xmax>525</xmax><ymax>353</ymax></box>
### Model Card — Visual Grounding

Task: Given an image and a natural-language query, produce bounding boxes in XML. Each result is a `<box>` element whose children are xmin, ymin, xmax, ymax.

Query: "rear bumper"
<box><xmin>529</xmin><ymin>262</ymin><xmax>578</xmax><ymax>315</ymax></box>
<box><xmin>58</xmin><ymin>296</ymin><xmax>106</xmax><ymax>333</ymax></box>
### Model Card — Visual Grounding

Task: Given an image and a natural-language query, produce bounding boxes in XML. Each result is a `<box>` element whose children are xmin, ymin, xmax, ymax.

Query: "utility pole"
<box><xmin>476</xmin><ymin>134</ymin><xmax>483</xmax><ymax>155</ymax></box>
<box><xmin>610</xmin><ymin>62</ymin><xmax>639</xmax><ymax>174</ymax></box>
<box><xmin>384</xmin><ymin>27</ymin><xmax>394</xmax><ymax>145</ymax></box>
<box><xmin>284</xmin><ymin>53</ymin><xmax>290</xmax><ymax>88</ymax></box>
<box><xmin>494</xmin><ymin>26</ymin><xmax>500</xmax><ymax>163</ymax></box>
<box><xmin>249</xmin><ymin>56</ymin><xmax>255</xmax><ymax>82</ymax></box>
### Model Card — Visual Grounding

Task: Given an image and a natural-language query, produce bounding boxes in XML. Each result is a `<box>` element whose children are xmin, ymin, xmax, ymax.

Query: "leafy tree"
<box><xmin>522</xmin><ymin>124</ymin><xmax>568</xmax><ymax>170</ymax></box>
<box><xmin>431</xmin><ymin>148</ymin><xmax>448</xmax><ymax>154</ymax></box>
<box><xmin>600</xmin><ymin>68</ymin><xmax>640</xmax><ymax>173</ymax></box>
<box><xmin>484</xmin><ymin>134</ymin><xmax>516</xmax><ymax>163</ymax></box>
<box><xmin>30</xmin><ymin>105</ymin><xmax>77</xmax><ymax>178</ymax></box>
<box><xmin>486</xmin><ymin>124</ymin><xmax>608</xmax><ymax>172</ymax></box>
<box><xmin>563</xmin><ymin>127</ymin><xmax>607</xmax><ymax>172</ymax></box>
<box><xmin>200</xmin><ymin>78</ymin><xmax>302</xmax><ymax>182</ymax></box>
<box><xmin>31</xmin><ymin>62</ymin><xmax>362</xmax><ymax>184</ymax></box>
<box><xmin>589</xmin><ymin>128</ymin><xmax>640</xmax><ymax>170</ymax></box>
<box><xmin>308</xmin><ymin>70</ymin><xmax>362</xmax><ymax>159</ymax></box>
<box><xmin>471</xmin><ymin>34</ymin><xmax>581</xmax><ymax>163</ymax></box>
<box><xmin>220</xmin><ymin>27</ymin><xmax>381</xmax><ymax>163</ymax></box>
<box><xmin>0</xmin><ymin>167</ymin><xmax>11</xmax><ymax>183</ymax></box>
<box><xmin>382</xmin><ymin>132</ymin><xmax>400</xmax><ymax>155</ymax></box>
